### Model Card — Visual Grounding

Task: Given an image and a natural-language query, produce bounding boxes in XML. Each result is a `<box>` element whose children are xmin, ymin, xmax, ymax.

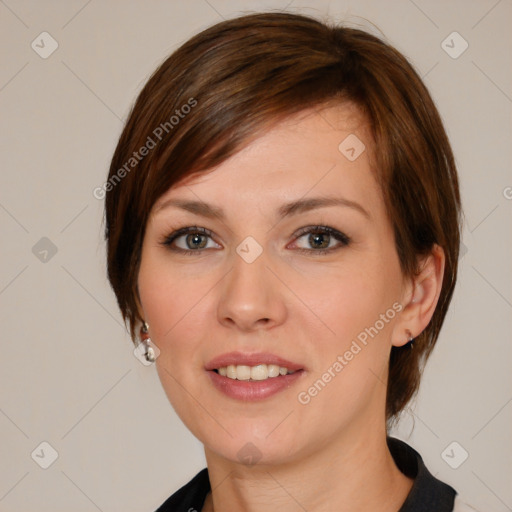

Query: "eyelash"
<box><xmin>160</xmin><ymin>225</ymin><xmax>351</xmax><ymax>256</ymax></box>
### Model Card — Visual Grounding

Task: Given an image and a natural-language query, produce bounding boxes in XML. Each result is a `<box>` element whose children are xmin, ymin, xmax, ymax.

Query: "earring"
<box><xmin>406</xmin><ymin>330</ymin><xmax>414</xmax><ymax>349</ymax></box>
<box><xmin>140</xmin><ymin>321</ymin><xmax>156</xmax><ymax>363</ymax></box>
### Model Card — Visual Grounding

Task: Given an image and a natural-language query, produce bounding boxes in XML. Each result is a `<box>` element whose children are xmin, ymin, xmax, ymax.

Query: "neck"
<box><xmin>202</xmin><ymin>422</ymin><xmax>413</xmax><ymax>512</ymax></box>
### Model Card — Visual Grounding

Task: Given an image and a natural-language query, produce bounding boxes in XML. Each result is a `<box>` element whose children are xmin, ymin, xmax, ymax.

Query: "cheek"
<box><xmin>138</xmin><ymin>250</ymin><xmax>185</xmax><ymax>363</ymax></box>
<box><xmin>293</xmin><ymin>253</ymin><xmax>402</xmax><ymax>403</ymax></box>
<box><xmin>299</xmin><ymin>259</ymin><xmax>398</xmax><ymax>343</ymax></box>
<box><xmin>294</xmin><ymin>269</ymin><xmax>399</xmax><ymax>421</ymax></box>
<box><xmin>138</xmin><ymin>247</ymin><xmax>197</xmax><ymax>332</ymax></box>
<box><xmin>138</xmin><ymin>251</ymin><xmax>210</xmax><ymax>420</ymax></box>
<box><xmin>138</xmin><ymin>254</ymin><xmax>173</xmax><ymax>333</ymax></box>
<box><xmin>137</xmin><ymin>247</ymin><xmax>217</xmax><ymax>375</ymax></box>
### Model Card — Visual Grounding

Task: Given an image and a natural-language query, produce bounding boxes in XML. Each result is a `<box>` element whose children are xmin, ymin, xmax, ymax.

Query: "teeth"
<box><xmin>216</xmin><ymin>364</ymin><xmax>296</xmax><ymax>381</ymax></box>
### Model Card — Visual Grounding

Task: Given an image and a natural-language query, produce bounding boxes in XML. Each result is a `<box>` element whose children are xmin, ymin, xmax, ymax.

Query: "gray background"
<box><xmin>0</xmin><ymin>1</ymin><xmax>510</xmax><ymax>511</ymax></box>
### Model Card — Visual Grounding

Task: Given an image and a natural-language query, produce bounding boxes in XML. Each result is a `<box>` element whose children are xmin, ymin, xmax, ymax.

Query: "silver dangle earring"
<box><xmin>406</xmin><ymin>330</ymin><xmax>414</xmax><ymax>349</ymax></box>
<box><xmin>140</xmin><ymin>321</ymin><xmax>156</xmax><ymax>363</ymax></box>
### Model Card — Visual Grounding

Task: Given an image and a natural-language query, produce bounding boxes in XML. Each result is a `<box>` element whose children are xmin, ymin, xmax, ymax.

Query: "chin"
<box><xmin>207</xmin><ymin>435</ymin><xmax>304</xmax><ymax>468</ymax></box>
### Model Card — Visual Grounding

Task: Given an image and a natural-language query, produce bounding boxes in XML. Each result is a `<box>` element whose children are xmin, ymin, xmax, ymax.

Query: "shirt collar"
<box><xmin>388</xmin><ymin>436</ymin><xmax>456</xmax><ymax>511</ymax></box>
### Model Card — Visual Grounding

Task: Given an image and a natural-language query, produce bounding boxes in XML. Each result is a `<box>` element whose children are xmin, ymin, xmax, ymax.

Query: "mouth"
<box><xmin>205</xmin><ymin>352</ymin><xmax>305</xmax><ymax>400</ymax></box>
<box><xmin>212</xmin><ymin>364</ymin><xmax>299</xmax><ymax>381</ymax></box>
<box><xmin>205</xmin><ymin>351</ymin><xmax>304</xmax><ymax>374</ymax></box>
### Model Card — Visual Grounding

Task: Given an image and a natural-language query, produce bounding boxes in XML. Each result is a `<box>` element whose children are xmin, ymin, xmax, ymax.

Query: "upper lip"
<box><xmin>205</xmin><ymin>352</ymin><xmax>304</xmax><ymax>372</ymax></box>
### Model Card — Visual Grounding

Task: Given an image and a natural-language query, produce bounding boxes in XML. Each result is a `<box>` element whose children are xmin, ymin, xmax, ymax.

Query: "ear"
<box><xmin>391</xmin><ymin>244</ymin><xmax>445</xmax><ymax>347</ymax></box>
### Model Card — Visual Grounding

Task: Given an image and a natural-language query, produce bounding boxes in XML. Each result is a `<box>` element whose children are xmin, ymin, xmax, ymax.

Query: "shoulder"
<box><xmin>452</xmin><ymin>495</ymin><xmax>481</xmax><ymax>512</ymax></box>
<box><xmin>154</xmin><ymin>467</ymin><xmax>210</xmax><ymax>512</ymax></box>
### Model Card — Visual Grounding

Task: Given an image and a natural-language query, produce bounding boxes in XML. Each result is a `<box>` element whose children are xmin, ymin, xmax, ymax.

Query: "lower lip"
<box><xmin>207</xmin><ymin>370</ymin><xmax>305</xmax><ymax>401</ymax></box>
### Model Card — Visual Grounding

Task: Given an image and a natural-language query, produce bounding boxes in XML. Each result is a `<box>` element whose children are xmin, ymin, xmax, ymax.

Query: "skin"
<box><xmin>137</xmin><ymin>102</ymin><xmax>445</xmax><ymax>512</ymax></box>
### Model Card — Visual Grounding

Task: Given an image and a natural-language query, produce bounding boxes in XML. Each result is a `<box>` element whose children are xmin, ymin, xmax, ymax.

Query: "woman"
<box><xmin>104</xmin><ymin>12</ymin><xmax>476</xmax><ymax>512</ymax></box>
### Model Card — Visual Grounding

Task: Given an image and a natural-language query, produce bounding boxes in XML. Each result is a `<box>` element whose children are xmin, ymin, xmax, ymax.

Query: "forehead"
<box><xmin>153</xmin><ymin>102</ymin><xmax>379</xmax><ymax>213</ymax></box>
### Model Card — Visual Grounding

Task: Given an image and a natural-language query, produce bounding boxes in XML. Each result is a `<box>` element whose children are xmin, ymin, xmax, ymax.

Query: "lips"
<box><xmin>205</xmin><ymin>351</ymin><xmax>304</xmax><ymax>372</ymax></box>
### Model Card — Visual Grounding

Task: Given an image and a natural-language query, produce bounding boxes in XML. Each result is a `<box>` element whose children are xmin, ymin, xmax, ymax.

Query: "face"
<box><xmin>138</xmin><ymin>103</ymin><xmax>413</xmax><ymax>465</ymax></box>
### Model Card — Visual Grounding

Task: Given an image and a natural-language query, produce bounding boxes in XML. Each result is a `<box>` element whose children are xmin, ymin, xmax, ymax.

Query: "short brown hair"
<box><xmin>104</xmin><ymin>12</ymin><xmax>462</xmax><ymax>422</ymax></box>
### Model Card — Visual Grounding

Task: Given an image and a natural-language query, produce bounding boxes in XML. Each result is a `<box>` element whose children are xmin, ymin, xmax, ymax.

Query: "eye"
<box><xmin>290</xmin><ymin>225</ymin><xmax>351</xmax><ymax>255</ymax></box>
<box><xmin>160</xmin><ymin>224</ymin><xmax>351</xmax><ymax>256</ymax></box>
<box><xmin>161</xmin><ymin>226</ymin><xmax>220</xmax><ymax>255</ymax></box>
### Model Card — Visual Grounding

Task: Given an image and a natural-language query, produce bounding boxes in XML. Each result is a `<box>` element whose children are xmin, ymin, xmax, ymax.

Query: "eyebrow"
<box><xmin>154</xmin><ymin>196</ymin><xmax>370</xmax><ymax>221</ymax></box>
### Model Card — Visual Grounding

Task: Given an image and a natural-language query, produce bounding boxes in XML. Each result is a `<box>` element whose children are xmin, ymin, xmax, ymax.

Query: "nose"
<box><xmin>217</xmin><ymin>247</ymin><xmax>287</xmax><ymax>332</ymax></box>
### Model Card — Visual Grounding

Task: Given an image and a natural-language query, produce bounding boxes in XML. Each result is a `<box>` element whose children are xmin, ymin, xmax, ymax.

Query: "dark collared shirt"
<box><xmin>155</xmin><ymin>437</ymin><xmax>457</xmax><ymax>511</ymax></box>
